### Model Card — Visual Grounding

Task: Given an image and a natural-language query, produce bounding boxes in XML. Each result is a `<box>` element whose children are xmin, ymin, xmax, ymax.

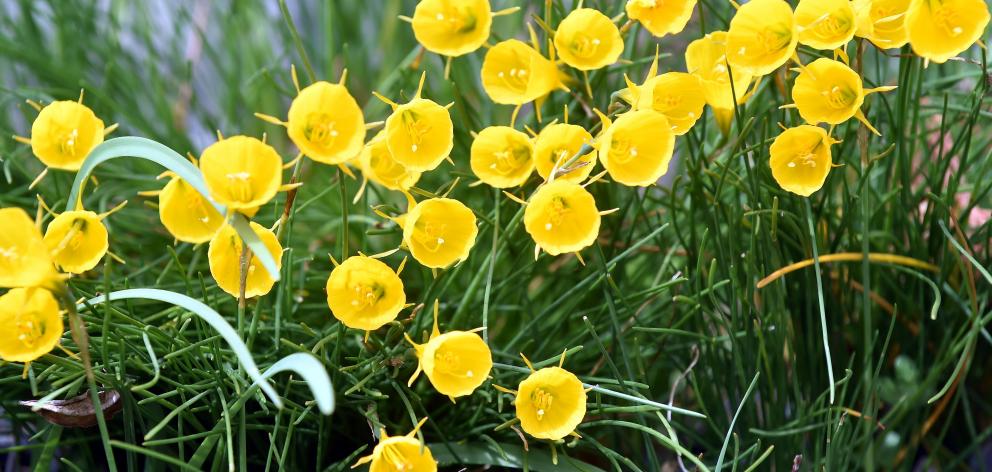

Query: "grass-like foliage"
<box><xmin>2</xmin><ymin>0</ymin><xmax>991</xmax><ymax>470</ymax></box>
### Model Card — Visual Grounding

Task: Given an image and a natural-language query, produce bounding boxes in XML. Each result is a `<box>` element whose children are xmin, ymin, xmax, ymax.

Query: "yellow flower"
<box><xmin>359</xmin><ymin>132</ymin><xmax>422</xmax><ymax>192</ymax></box>
<box><xmin>352</xmin><ymin>419</ymin><xmax>436</xmax><ymax>472</ymax></box>
<box><xmin>685</xmin><ymin>31</ymin><xmax>754</xmax><ymax>134</ymax></box>
<box><xmin>158</xmin><ymin>174</ymin><xmax>224</xmax><ymax>244</ymax></box>
<box><xmin>795</xmin><ymin>0</ymin><xmax>857</xmax><ymax>50</ymax></box>
<box><xmin>791</xmin><ymin>58</ymin><xmax>864</xmax><ymax>125</ymax></box>
<box><xmin>726</xmin><ymin>0</ymin><xmax>799</xmax><ymax>77</ymax></box>
<box><xmin>411</xmin><ymin>0</ymin><xmax>493</xmax><ymax>57</ymax></box>
<box><xmin>481</xmin><ymin>39</ymin><xmax>564</xmax><ymax>105</ymax></box>
<box><xmin>208</xmin><ymin>222</ymin><xmax>282</xmax><ymax>298</ymax></box>
<box><xmin>326</xmin><ymin>255</ymin><xmax>406</xmax><ymax>331</ymax></box>
<box><xmin>769</xmin><ymin>125</ymin><xmax>836</xmax><ymax>197</ymax></box>
<box><xmin>853</xmin><ymin>0</ymin><xmax>911</xmax><ymax>49</ymax></box>
<box><xmin>199</xmin><ymin>135</ymin><xmax>283</xmax><ymax>214</ymax></box>
<box><xmin>626</xmin><ymin>0</ymin><xmax>697</xmax><ymax>37</ymax></box>
<box><xmin>28</xmin><ymin>100</ymin><xmax>105</xmax><ymax>171</ymax></box>
<box><xmin>0</xmin><ymin>288</ymin><xmax>62</xmax><ymax>363</ymax></box>
<box><xmin>405</xmin><ymin>301</ymin><xmax>492</xmax><ymax>400</ymax></box>
<box><xmin>554</xmin><ymin>8</ymin><xmax>624</xmax><ymax>70</ymax></box>
<box><xmin>515</xmin><ymin>365</ymin><xmax>586</xmax><ymax>440</ymax></box>
<box><xmin>376</xmin><ymin>74</ymin><xmax>454</xmax><ymax>173</ymax></box>
<box><xmin>402</xmin><ymin>198</ymin><xmax>478</xmax><ymax>269</ymax></box>
<box><xmin>598</xmin><ymin>110</ymin><xmax>675</xmax><ymax>187</ymax></box>
<box><xmin>0</xmin><ymin>207</ymin><xmax>57</xmax><ymax>288</ymax></box>
<box><xmin>523</xmin><ymin>180</ymin><xmax>601</xmax><ymax>256</ymax></box>
<box><xmin>286</xmin><ymin>81</ymin><xmax>365</xmax><ymax>165</ymax></box>
<box><xmin>533</xmin><ymin>123</ymin><xmax>596</xmax><ymax>183</ymax></box>
<box><xmin>470</xmin><ymin>126</ymin><xmax>534</xmax><ymax>188</ymax></box>
<box><xmin>790</xmin><ymin>58</ymin><xmax>894</xmax><ymax>132</ymax></box>
<box><xmin>905</xmin><ymin>0</ymin><xmax>990</xmax><ymax>63</ymax></box>
<box><xmin>634</xmin><ymin>72</ymin><xmax>706</xmax><ymax>135</ymax></box>
<box><xmin>43</xmin><ymin>210</ymin><xmax>109</xmax><ymax>275</ymax></box>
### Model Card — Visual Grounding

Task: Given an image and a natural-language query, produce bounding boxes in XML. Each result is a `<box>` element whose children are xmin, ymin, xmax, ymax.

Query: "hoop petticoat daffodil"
<box><xmin>352</xmin><ymin>418</ymin><xmax>436</xmax><ymax>472</ymax></box>
<box><xmin>625</xmin><ymin>0</ymin><xmax>697</xmax><ymax>38</ymax></box>
<box><xmin>684</xmin><ymin>31</ymin><xmax>756</xmax><ymax>135</ymax></box>
<box><xmin>0</xmin><ymin>287</ymin><xmax>62</xmax><ymax>364</ymax></box>
<box><xmin>358</xmin><ymin>131</ymin><xmax>422</xmax><ymax>193</ymax></box>
<box><xmin>522</xmin><ymin>180</ymin><xmax>603</xmax><ymax>257</ymax></box>
<box><xmin>404</xmin><ymin>300</ymin><xmax>492</xmax><ymax>401</ymax></box>
<box><xmin>623</xmin><ymin>49</ymin><xmax>706</xmax><ymax>135</ymax></box>
<box><xmin>199</xmin><ymin>135</ymin><xmax>285</xmax><ymax>217</ymax></box>
<box><xmin>401</xmin><ymin>195</ymin><xmax>478</xmax><ymax>269</ymax></box>
<box><xmin>769</xmin><ymin>125</ymin><xmax>839</xmax><ymax>197</ymax></box>
<box><xmin>785</xmin><ymin>58</ymin><xmax>896</xmax><ymax>135</ymax></box>
<box><xmin>406</xmin><ymin>0</ymin><xmax>519</xmax><ymax>58</ymax></box>
<box><xmin>470</xmin><ymin>125</ymin><xmax>535</xmax><ymax>188</ymax></box>
<box><xmin>256</xmin><ymin>69</ymin><xmax>365</xmax><ymax>166</ymax></box>
<box><xmin>481</xmin><ymin>37</ymin><xmax>568</xmax><ymax>107</ymax></box>
<box><xmin>207</xmin><ymin>221</ymin><xmax>283</xmax><ymax>298</ymax></box>
<box><xmin>373</xmin><ymin>72</ymin><xmax>454</xmax><ymax>173</ymax></box>
<box><xmin>533</xmin><ymin>118</ymin><xmax>597</xmax><ymax>184</ymax></box>
<box><xmin>494</xmin><ymin>351</ymin><xmax>587</xmax><ymax>441</ymax></box>
<box><xmin>0</xmin><ymin>207</ymin><xmax>60</xmax><ymax>289</ymax></box>
<box><xmin>42</xmin><ymin>200</ymin><xmax>126</xmax><ymax>275</ymax></box>
<box><xmin>905</xmin><ymin>0</ymin><xmax>990</xmax><ymax>63</ymax></box>
<box><xmin>553</xmin><ymin>8</ymin><xmax>624</xmax><ymax>71</ymax></box>
<box><xmin>794</xmin><ymin>0</ymin><xmax>858</xmax><ymax>50</ymax></box>
<box><xmin>596</xmin><ymin>109</ymin><xmax>676</xmax><ymax>187</ymax></box>
<box><xmin>153</xmin><ymin>170</ymin><xmax>225</xmax><ymax>244</ymax></box>
<box><xmin>12</xmin><ymin>90</ymin><xmax>118</xmax><ymax>188</ymax></box>
<box><xmin>326</xmin><ymin>254</ymin><xmax>407</xmax><ymax>332</ymax></box>
<box><xmin>726</xmin><ymin>0</ymin><xmax>800</xmax><ymax>77</ymax></box>
<box><xmin>853</xmin><ymin>0</ymin><xmax>911</xmax><ymax>49</ymax></box>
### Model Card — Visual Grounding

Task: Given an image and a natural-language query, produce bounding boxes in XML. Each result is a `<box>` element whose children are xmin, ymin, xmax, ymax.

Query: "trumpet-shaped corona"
<box><xmin>43</xmin><ymin>210</ymin><xmax>108</xmax><ymax>274</ymax></box>
<box><xmin>0</xmin><ymin>288</ymin><xmax>62</xmax><ymax>363</ymax></box>
<box><xmin>726</xmin><ymin>0</ymin><xmax>799</xmax><ymax>77</ymax></box>
<box><xmin>405</xmin><ymin>302</ymin><xmax>492</xmax><ymax>399</ymax></box>
<box><xmin>791</xmin><ymin>58</ymin><xmax>865</xmax><ymax>125</ymax></box>
<box><xmin>554</xmin><ymin>8</ymin><xmax>624</xmax><ymax>70</ymax></box>
<box><xmin>208</xmin><ymin>222</ymin><xmax>282</xmax><ymax>298</ymax></box>
<box><xmin>359</xmin><ymin>132</ymin><xmax>422</xmax><ymax>192</ymax></box>
<box><xmin>599</xmin><ymin>110</ymin><xmax>675</xmax><ymax>187</ymax></box>
<box><xmin>769</xmin><ymin>125</ymin><xmax>835</xmax><ymax>197</ymax></box>
<box><xmin>534</xmin><ymin>123</ymin><xmax>596</xmax><ymax>183</ymax></box>
<box><xmin>523</xmin><ymin>180</ymin><xmax>601</xmax><ymax>255</ymax></box>
<box><xmin>326</xmin><ymin>256</ymin><xmax>405</xmax><ymax>331</ymax></box>
<box><xmin>795</xmin><ymin>0</ymin><xmax>857</xmax><ymax>50</ymax></box>
<box><xmin>515</xmin><ymin>366</ymin><xmax>587</xmax><ymax>440</ymax></box>
<box><xmin>200</xmin><ymin>136</ymin><xmax>283</xmax><ymax>213</ymax></box>
<box><xmin>625</xmin><ymin>0</ymin><xmax>697</xmax><ymax>37</ymax></box>
<box><xmin>0</xmin><ymin>208</ymin><xmax>57</xmax><ymax>288</ymax></box>
<box><xmin>402</xmin><ymin>198</ymin><xmax>478</xmax><ymax>269</ymax></box>
<box><xmin>481</xmin><ymin>39</ymin><xmax>563</xmax><ymax>105</ymax></box>
<box><xmin>412</xmin><ymin>0</ymin><xmax>493</xmax><ymax>57</ymax></box>
<box><xmin>29</xmin><ymin>100</ymin><xmax>105</xmax><ymax>171</ymax></box>
<box><xmin>905</xmin><ymin>0</ymin><xmax>990</xmax><ymax>63</ymax></box>
<box><xmin>381</xmin><ymin>87</ymin><xmax>454</xmax><ymax>173</ymax></box>
<box><xmin>853</xmin><ymin>0</ymin><xmax>911</xmax><ymax>49</ymax></box>
<box><xmin>352</xmin><ymin>421</ymin><xmax>436</xmax><ymax>472</ymax></box>
<box><xmin>158</xmin><ymin>175</ymin><xmax>224</xmax><ymax>244</ymax></box>
<box><xmin>636</xmin><ymin>72</ymin><xmax>706</xmax><ymax>135</ymax></box>
<box><xmin>470</xmin><ymin>126</ymin><xmax>535</xmax><ymax>188</ymax></box>
<box><xmin>287</xmin><ymin>81</ymin><xmax>365</xmax><ymax>165</ymax></box>
<box><xmin>685</xmin><ymin>31</ymin><xmax>754</xmax><ymax>134</ymax></box>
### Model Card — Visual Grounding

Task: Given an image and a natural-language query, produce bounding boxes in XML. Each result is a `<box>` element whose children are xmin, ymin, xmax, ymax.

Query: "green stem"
<box><xmin>805</xmin><ymin>199</ymin><xmax>835</xmax><ymax>404</ymax></box>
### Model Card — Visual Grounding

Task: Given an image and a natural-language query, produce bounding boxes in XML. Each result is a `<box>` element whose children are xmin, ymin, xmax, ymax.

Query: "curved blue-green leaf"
<box><xmin>78</xmin><ymin>288</ymin><xmax>281</xmax><ymax>407</ymax></box>
<box><xmin>257</xmin><ymin>353</ymin><xmax>335</xmax><ymax>415</ymax></box>
<box><xmin>65</xmin><ymin>136</ymin><xmax>281</xmax><ymax>280</ymax></box>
